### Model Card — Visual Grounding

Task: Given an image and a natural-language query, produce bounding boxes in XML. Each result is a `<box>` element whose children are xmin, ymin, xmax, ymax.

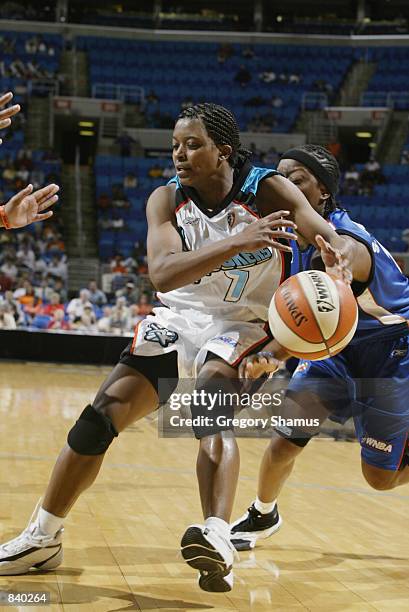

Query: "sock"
<box><xmin>205</xmin><ymin>516</ymin><xmax>230</xmax><ymax>540</ymax></box>
<box><xmin>36</xmin><ymin>507</ymin><xmax>64</xmax><ymax>537</ymax></box>
<box><xmin>254</xmin><ymin>496</ymin><xmax>276</xmax><ymax>514</ymax></box>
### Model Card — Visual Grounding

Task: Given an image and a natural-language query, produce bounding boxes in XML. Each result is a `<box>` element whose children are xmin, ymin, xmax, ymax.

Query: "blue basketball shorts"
<box><xmin>287</xmin><ymin>333</ymin><xmax>409</xmax><ymax>471</ymax></box>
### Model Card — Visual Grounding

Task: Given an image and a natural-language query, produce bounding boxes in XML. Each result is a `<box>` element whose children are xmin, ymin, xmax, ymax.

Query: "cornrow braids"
<box><xmin>296</xmin><ymin>144</ymin><xmax>341</xmax><ymax>217</ymax></box>
<box><xmin>178</xmin><ymin>103</ymin><xmax>252</xmax><ymax>169</ymax></box>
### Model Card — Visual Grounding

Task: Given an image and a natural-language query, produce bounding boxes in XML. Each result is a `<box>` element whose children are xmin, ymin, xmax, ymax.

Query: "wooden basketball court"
<box><xmin>0</xmin><ymin>361</ymin><xmax>408</xmax><ymax>611</ymax></box>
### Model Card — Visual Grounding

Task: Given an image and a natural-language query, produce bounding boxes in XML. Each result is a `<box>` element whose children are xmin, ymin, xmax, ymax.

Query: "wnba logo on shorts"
<box><xmin>361</xmin><ymin>435</ymin><xmax>392</xmax><ymax>453</ymax></box>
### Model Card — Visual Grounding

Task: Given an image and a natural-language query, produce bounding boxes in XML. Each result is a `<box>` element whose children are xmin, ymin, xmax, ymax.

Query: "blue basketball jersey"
<box><xmin>291</xmin><ymin>209</ymin><xmax>409</xmax><ymax>344</ymax></box>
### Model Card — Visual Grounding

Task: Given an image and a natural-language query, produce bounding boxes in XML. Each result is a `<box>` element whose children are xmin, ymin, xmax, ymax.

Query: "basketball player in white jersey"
<box><xmin>0</xmin><ymin>103</ymin><xmax>350</xmax><ymax>592</ymax></box>
<box><xmin>0</xmin><ymin>91</ymin><xmax>59</xmax><ymax>228</ymax></box>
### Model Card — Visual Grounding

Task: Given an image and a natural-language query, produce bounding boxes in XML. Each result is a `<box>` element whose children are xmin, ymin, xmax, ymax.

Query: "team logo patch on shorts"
<box><xmin>144</xmin><ymin>322</ymin><xmax>179</xmax><ymax>347</ymax></box>
<box><xmin>212</xmin><ymin>335</ymin><xmax>239</xmax><ymax>348</ymax></box>
<box><xmin>294</xmin><ymin>360</ymin><xmax>311</xmax><ymax>375</ymax></box>
<box><xmin>361</xmin><ymin>434</ymin><xmax>393</xmax><ymax>453</ymax></box>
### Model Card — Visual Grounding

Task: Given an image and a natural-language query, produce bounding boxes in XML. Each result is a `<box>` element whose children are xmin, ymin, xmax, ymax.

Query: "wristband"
<box><xmin>0</xmin><ymin>205</ymin><xmax>12</xmax><ymax>230</ymax></box>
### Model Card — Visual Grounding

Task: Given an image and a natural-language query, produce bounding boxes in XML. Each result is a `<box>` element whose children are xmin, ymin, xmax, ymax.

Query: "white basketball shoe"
<box><xmin>181</xmin><ymin>524</ymin><xmax>237</xmax><ymax>592</ymax></box>
<box><xmin>0</xmin><ymin>504</ymin><xmax>63</xmax><ymax>575</ymax></box>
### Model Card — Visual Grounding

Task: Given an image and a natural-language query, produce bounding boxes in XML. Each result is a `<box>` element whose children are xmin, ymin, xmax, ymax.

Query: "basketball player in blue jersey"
<box><xmin>0</xmin><ymin>92</ymin><xmax>59</xmax><ymax>228</ymax></box>
<box><xmin>0</xmin><ymin>105</ymin><xmax>351</xmax><ymax>592</ymax></box>
<box><xmin>231</xmin><ymin>144</ymin><xmax>409</xmax><ymax>549</ymax></box>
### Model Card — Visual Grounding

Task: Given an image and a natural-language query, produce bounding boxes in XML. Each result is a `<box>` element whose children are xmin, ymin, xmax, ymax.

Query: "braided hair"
<box><xmin>293</xmin><ymin>144</ymin><xmax>341</xmax><ymax>217</ymax></box>
<box><xmin>177</xmin><ymin>103</ymin><xmax>252</xmax><ymax>170</ymax></box>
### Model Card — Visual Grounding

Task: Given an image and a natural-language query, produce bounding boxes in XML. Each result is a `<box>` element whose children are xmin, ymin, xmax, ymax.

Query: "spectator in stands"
<box><xmin>109</xmin><ymin>297</ymin><xmax>131</xmax><ymax>334</ymax></box>
<box><xmin>98</xmin><ymin>193</ymin><xmax>111</xmax><ymax>210</ymax></box>
<box><xmin>242</xmin><ymin>46</ymin><xmax>255</xmax><ymax>59</ymax></box>
<box><xmin>234</xmin><ymin>65</ymin><xmax>251</xmax><ymax>88</ymax></box>
<box><xmin>271</xmin><ymin>95</ymin><xmax>283</xmax><ymax>108</ymax></box>
<box><xmin>97</xmin><ymin>306</ymin><xmax>113</xmax><ymax>333</ymax></box>
<box><xmin>116</xmin><ymin>281</ymin><xmax>140</xmax><ymax>305</ymax></box>
<box><xmin>66</xmin><ymin>289</ymin><xmax>93</xmax><ymax>323</ymax></box>
<box><xmin>244</xmin><ymin>96</ymin><xmax>266</xmax><ymax>107</ymax></box>
<box><xmin>110</xmin><ymin>255</ymin><xmax>128</xmax><ymax>274</ymax></box>
<box><xmin>148</xmin><ymin>164</ymin><xmax>163</xmax><ymax>178</ymax></box>
<box><xmin>0</xmin><ymin>303</ymin><xmax>16</xmax><ymax>329</ymax></box>
<box><xmin>16</xmin><ymin>240</ymin><xmax>35</xmax><ymax>270</ymax></box>
<box><xmin>146</xmin><ymin>90</ymin><xmax>159</xmax><ymax>105</ymax></box>
<box><xmin>289</xmin><ymin>72</ymin><xmax>301</xmax><ymax>84</ymax></box>
<box><xmin>123</xmin><ymin>173</ymin><xmax>138</xmax><ymax>189</ymax></box>
<box><xmin>34</xmin><ymin>277</ymin><xmax>54</xmax><ymax>303</ymax></box>
<box><xmin>259</xmin><ymin>70</ymin><xmax>277</xmax><ymax>83</ymax></box>
<box><xmin>47</xmin><ymin>254</ymin><xmax>67</xmax><ymax>281</ymax></box>
<box><xmin>401</xmin><ymin>229</ymin><xmax>409</xmax><ymax>252</ymax></box>
<box><xmin>134</xmin><ymin>292</ymin><xmax>153</xmax><ymax>318</ymax></box>
<box><xmin>1</xmin><ymin>256</ymin><xmax>18</xmax><ymax>281</ymax></box>
<box><xmin>1</xmin><ymin>290</ymin><xmax>24</xmax><ymax>325</ymax></box>
<box><xmin>111</xmin><ymin>194</ymin><xmax>130</xmax><ymax>209</ymax></box>
<box><xmin>116</xmin><ymin>132</ymin><xmax>136</xmax><ymax>157</ymax></box>
<box><xmin>39</xmin><ymin>292</ymin><xmax>64</xmax><ymax>317</ymax></box>
<box><xmin>87</xmin><ymin>280</ymin><xmax>107</xmax><ymax>307</ymax></box>
<box><xmin>343</xmin><ymin>165</ymin><xmax>360</xmax><ymax>195</ymax></box>
<box><xmin>72</xmin><ymin>305</ymin><xmax>97</xmax><ymax>331</ymax></box>
<box><xmin>54</xmin><ymin>277</ymin><xmax>67</xmax><ymax>303</ymax></box>
<box><xmin>217</xmin><ymin>43</ymin><xmax>233</xmax><ymax>64</ymax></box>
<box><xmin>360</xmin><ymin>157</ymin><xmax>385</xmax><ymax>192</ymax></box>
<box><xmin>401</xmin><ymin>150</ymin><xmax>409</xmax><ymax>165</ymax></box>
<box><xmin>47</xmin><ymin>309</ymin><xmax>71</xmax><ymax>331</ymax></box>
<box><xmin>17</xmin><ymin>281</ymin><xmax>40</xmax><ymax>320</ymax></box>
<box><xmin>162</xmin><ymin>165</ymin><xmax>174</xmax><ymax>179</ymax></box>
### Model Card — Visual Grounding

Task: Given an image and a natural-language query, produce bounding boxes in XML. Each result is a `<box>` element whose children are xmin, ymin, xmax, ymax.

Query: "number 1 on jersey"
<box><xmin>224</xmin><ymin>270</ymin><xmax>249</xmax><ymax>302</ymax></box>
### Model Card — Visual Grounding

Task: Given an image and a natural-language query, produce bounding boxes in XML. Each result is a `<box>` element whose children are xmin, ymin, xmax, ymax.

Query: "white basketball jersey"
<box><xmin>157</xmin><ymin>163</ymin><xmax>286</xmax><ymax>324</ymax></box>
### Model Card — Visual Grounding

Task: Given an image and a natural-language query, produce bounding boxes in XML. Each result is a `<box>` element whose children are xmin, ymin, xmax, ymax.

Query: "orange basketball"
<box><xmin>268</xmin><ymin>270</ymin><xmax>358</xmax><ymax>360</ymax></box>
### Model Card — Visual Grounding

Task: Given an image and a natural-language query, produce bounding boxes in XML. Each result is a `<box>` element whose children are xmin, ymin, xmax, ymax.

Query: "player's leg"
<box><xmin>231</xmin><ymin>391</ymin><xmax>323</xmax><ymax>548</ymax></box>
<box><xmin>361</xmin><ymin>456</ymin><xmax>409</xmax><ymax>490</ymax></box>
<box><xmin>181</xmin><ymin>356</ymin><xmax>241</xmax><ymax>592</ymax></box>
<box><xmin>356</xmin><ymin>334</ymin><xmax>409</xmax><ymax>491</ymax></box>
<box><xmin>231</xmin><ymin>356</ymin><xmax>353</xmax><ymax>548</ymax></box>
<box><xmin>0</xmin><ymin>349</ymin><xmax>178</xmax><ymax>575</ymax></box>
<box><xmin>42</xmin><ymin>362</ymin><xmax>161</xmax><ymax>517</ymax></box>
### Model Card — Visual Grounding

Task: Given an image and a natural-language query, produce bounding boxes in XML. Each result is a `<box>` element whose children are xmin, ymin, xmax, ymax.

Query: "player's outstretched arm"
<box><xmin>315</xmin><ymin>234</ymin><xmax>371</xmax><ymax>284</ymax></box>
<box><xmin>0</xmin><ymin>92</ymin><xmax>21</xmax><ymax>145</ymax></box>
<box><xmin>0</xmin><ymin>183</ymin><xmax>59</xmax><ymax>229</ymax></box>
<box><xmin>256</xmin><ymin>175</ymin><xmax>353</xmax><ymax>283</ymax></box>
<box><xmin>147</xmin><ymin>186</ymin><xmax>297</xmax><ymax>292</ymax></box>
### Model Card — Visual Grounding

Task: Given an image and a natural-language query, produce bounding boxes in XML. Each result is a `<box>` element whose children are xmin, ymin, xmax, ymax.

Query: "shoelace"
<box><xmin>245</xmin><ymin>505</ymin><xmax>263</xmax><ymax>527</ymax></box>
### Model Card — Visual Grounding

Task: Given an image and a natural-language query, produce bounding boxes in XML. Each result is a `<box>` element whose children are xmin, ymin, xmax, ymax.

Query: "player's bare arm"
<box><xmin>147</xmin><ymin>185</ymin><xmax>297</xmax><ymax>292</ymax></box>
<box><xmin>0</xmin><ymin>92</ymin><xmax>20</xmax><ymax>144</ymax></box>
<box><xmin>0</xmin><ymin>183</ymin><xmax>59</xmax><ymax>229</ymax></box>
<box><xmin>256</xmin><ymin>175</ymin><xmax>352</xmax><ymax>282</ymax></box>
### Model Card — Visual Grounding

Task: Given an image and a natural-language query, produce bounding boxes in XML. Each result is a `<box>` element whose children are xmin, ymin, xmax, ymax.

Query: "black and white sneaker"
<box><xmin>0</xmin><ymin>501</ymin><xmax>63</xmax><ymax>575</ymax></box>
<box><xmin>181</xmin><ymin>524</ymin><xmax>237</xmax><ymax>592</ymax></box>
<box><xmin>230</xmin><ymin>503</ymin><xmax>282</xmax><ymax>550</ymax></box>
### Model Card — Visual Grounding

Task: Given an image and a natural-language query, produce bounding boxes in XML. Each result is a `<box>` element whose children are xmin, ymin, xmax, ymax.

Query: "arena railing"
<box><xmin>92</xmin><ymin>83</ymin><xmax>145</xmax><ymax>106</ymax></box>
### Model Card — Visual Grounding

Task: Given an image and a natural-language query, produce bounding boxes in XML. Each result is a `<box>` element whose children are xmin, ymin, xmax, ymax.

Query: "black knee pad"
<box><xmin>274</xmin><ymin>425</ymin><xmax>313</xmax><ymax>447</ymax></box>
<box><xmin>67</xmin><ymin>405</ymin><xmax>118</xmax><ymax>455</ymax></box>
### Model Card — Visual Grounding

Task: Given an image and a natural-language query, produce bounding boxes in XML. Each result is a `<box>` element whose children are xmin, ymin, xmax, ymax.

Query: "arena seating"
<box><xmin>0</xmin><ymin>31</ymin><xmax>62</xmax><ymax>101</ymax></box>
<box><xmin>78</xmin><ymin>38</ymin><xmax>354</xmax><ymax>132</ymax></box>
<box><xmin>363</xmin><ymin>47</ymin><xmax>409</xmax><ymax>109</ymax></box>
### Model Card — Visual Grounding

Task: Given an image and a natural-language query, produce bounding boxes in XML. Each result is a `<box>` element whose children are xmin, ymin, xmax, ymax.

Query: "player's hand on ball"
<box><xmin>239</xmin><ymin>351</ymin><xmax>281</xmax><ymax>379</ymax></box>
<box><xmin>4</xmin><ymin>183</ymin><xmax>59</xmax><ymax>228</ymax></box>
<box><xmin>315</xmin><ymin>234</ymin><xmax>353</xmax><ymax>285</ymax></box>
<box><xmin>235</xmin><ymin>211</ymin><xmax>297</xmax><ymax>253</ymax></box>
<box><xmin>0</xmin><ymin>92</ymin><xmax>21</xmax><ymax>144</ymax></box>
